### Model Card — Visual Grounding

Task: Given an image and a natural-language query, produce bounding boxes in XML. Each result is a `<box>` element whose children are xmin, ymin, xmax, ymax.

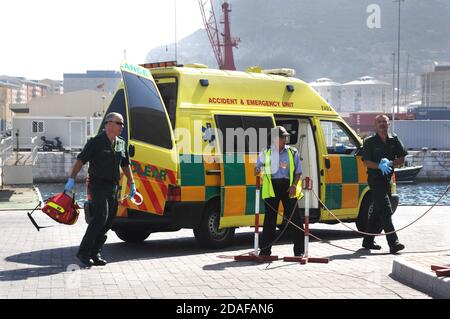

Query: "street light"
<box><xmin>395</xmin><ymin>0</ymin><xmax>405</xmax><ymax>115</ymax></box>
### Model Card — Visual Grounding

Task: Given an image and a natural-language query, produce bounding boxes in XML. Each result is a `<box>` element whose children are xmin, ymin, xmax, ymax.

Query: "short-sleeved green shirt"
<box><xmin>362</xmin><ymin>133</ymin><xmax>408</xmax><ymax>180</ymax></box>
<box><xmin>77</xmin><ymin>131</ymin><xmax>130</xmax><ymax>185</ymax></box>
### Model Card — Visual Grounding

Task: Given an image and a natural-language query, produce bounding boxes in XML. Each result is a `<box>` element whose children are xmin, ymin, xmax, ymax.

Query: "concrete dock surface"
<box><xmin>0</xmin><ymin>190</ymin><xmax>449</xmax><ymax>299</ymax></box>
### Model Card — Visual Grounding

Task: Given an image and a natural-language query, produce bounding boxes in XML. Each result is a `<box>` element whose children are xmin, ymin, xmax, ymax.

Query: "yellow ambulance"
<box><xmin>95</xmin><ymin>61</ymin><xmax>398</xmax><ymax>248</ymax></box>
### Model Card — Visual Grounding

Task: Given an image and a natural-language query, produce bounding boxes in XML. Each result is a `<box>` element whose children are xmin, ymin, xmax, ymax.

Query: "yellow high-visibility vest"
<box><xmin>261</xmin><ymin>148</ymin><xmax>303</xmax><ymax>199</ymax></box>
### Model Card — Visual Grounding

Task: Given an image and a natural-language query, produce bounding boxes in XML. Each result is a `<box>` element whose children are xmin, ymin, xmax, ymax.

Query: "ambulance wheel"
<box><xmin>356</xmin><ymin>195</ymin><xmax>373</xmax><ymax>233</ymax></box>
<box><xmin>115</xmin><ymin>227</ymin><xmax>151</xmax><ymax>243</ymax></box>
<box><xmin>193</xmin><ymin>200</ymin><xmax>235</xmax><ymax>249</ymax></box>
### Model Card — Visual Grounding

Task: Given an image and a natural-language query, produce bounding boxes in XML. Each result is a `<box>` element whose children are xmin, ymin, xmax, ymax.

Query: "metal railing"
<box><xmin>30</xmin><ymin>136</ymin><xmax>38</xmax><ymax>165</ymax></box>
<box><xmin>0</xmin><ymin>136</ymin><xmax>13</xmax><ymax>188</ymax></box>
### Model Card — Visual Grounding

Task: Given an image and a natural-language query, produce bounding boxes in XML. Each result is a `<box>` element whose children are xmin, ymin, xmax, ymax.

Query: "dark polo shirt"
<box><xmin>362</xmin><ymin>133</ymin><xmax>408</xmax><ymax>180</ymax></box>
<box><xmin>77</xmin><ymin>131</ymin><xmax>130</xmax><ymax>185</ymax></box>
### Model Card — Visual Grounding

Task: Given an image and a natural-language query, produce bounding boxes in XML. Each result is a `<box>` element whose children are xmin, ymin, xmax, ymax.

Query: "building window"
<box><xmin>32</xmin><ymin>121</ymin><xmax>44</xmax><ymax>133</ymax></box>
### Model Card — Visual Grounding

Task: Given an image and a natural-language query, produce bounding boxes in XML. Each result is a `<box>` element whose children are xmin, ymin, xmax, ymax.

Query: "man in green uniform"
<box><xmin>362</xmin><ymin>114</ymin><xmax>407</xmax><ymax>254</ymax></box>
<box><xmin>65</xmin><ymin>112</ymin><xmax>136</xmax><ymax>266</ymax></box>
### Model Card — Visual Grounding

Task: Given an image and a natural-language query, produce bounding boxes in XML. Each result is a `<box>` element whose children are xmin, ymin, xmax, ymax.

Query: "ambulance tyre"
<box><xmin>115</xmin><ymin>227</ymin><xmax>151</xmax><ymax>243</ymax></box>
<box><xmin>194</xmin><ymin>200</ymin><xmax>235</xmax><ymax>249</ymax></box>
<box><xmin>356</xmin><ymin>195</ymin><xmax>373</xmax><ymax>233</ymax></box>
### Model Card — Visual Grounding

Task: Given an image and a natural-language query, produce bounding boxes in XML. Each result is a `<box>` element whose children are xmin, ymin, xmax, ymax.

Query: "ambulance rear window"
<box><xmin>155</xmin><ymin>77</ymin><xmax>178</xmax><ymax>128</ymax></box>
<box><xmin>123</xmin><ymin>72</ymin><xmax>172</xmax><ymax>149</ymax></box>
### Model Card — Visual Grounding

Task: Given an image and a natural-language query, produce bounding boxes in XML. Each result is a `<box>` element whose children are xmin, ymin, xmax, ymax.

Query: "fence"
<box><xmin>0</xmin><ymin>136</ymin><xmax>13</xmax><ymax>187</ymax></box>
<box><xmin>0</xmin><ymin>135</ymin><xmax>39</xmax><ymax>185</ymax></box>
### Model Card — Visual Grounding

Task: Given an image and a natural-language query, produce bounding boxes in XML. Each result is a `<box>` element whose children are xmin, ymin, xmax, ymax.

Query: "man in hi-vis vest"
<box><xmin>255</xmin><ymin>126</ymin><xmax>304</xmax><ymax>257</ymax></box>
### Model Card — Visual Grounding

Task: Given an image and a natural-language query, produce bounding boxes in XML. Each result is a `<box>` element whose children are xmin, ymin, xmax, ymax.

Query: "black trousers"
<box><xmin>79</xmin><ymin>184</ymin><xmax>118</xmax><ymax>257</ymax></box>
<box><xmin>363</xmin><ymin>176</ymin><xmax>399</xmax><ymax>247</ymax></box>
<box><xmin>260</xmin><ymin>179</ymin><xmax>304</xmax><ymax>256</ymax></box>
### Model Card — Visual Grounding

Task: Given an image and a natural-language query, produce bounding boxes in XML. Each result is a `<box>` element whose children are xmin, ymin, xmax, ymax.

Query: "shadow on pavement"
<box><xmin>203</xmin><ymin>228</ymin><xmax>363</xmax><ymax>270</ymax></box>
<box><xmin>0</xmin><ymin>190</ymin><xmax>15</xmax><ymax>202</ymax></box>
<box><xmin>2</xmin><ymin>227</ymin><xmax>362</xmax><ymax>280</ymax></box>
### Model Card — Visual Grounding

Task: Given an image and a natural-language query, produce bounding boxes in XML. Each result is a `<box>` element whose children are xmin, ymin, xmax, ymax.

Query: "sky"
<box><xmin>0</xmin><ymin>0</ymin><xmax>204</xmax><ymax>80</ymax></box>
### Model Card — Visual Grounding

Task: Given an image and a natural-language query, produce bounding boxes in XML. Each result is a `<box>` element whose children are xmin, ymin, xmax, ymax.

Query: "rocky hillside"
<box><xmin>146</xmin><ymin>0</ymin><xmax>450</xmax><ymax>83</ymax></box>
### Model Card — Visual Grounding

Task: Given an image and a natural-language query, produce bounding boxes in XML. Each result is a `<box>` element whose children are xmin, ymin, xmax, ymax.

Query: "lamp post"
<box><xmin>395</xmin><ymin>0</ymin><xmax>405</xmax><ymax>115</ymax></box>
<box><xmin>392</xmin><ymin>52</ymin><xmax>396</xmax><ymax>134</ymax></box>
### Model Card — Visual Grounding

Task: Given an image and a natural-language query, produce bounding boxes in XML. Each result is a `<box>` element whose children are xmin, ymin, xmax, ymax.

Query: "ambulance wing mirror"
<box><xmin>129</xmin><ymin>144</ymin><xmax>135</xmax><ymax>157</ymax></box>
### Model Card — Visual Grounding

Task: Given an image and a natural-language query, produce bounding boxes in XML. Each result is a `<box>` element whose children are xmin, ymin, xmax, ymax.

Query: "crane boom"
<box><xmin>198</xmin><ymin>0</ymin><xmax>239</xmax><ymax>70</ymax></box>
<box><xmin>198</xmin><ymin>0</ymin><xmax>223</xmax><ymax>68</ymax></box>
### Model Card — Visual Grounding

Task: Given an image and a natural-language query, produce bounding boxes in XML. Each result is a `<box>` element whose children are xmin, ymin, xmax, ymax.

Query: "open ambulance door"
<box><xmin>212</xmin><ymin>113</ymin><xmax>276</xmax><ymax>229</ymax></box>
<box><xmin>119</xmin><ymin>62</ymin><xmax>178</xmax><ymax>216</ymax></box>
<box><xmin>317</xmin><ymin>119</ymin><xmax>364</xmax><ymax>221</ymax></box>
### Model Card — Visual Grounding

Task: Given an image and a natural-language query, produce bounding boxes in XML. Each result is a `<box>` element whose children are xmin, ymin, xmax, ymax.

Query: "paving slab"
<box><xmin>0</xmin><ymin>205</ymin><xmax>449</xmax><ymax>299</ymax></box>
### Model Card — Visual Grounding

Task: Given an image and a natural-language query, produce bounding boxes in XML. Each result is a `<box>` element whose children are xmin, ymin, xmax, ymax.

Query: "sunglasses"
<box><xmin>108</xmin><ymin>121</ymin><xmax>124</xmax><ymax>126</ymax></box>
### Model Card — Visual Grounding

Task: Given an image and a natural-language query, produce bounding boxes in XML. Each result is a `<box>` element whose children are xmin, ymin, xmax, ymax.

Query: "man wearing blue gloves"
<box><xmin>361</xmin><ymin>114</ymin><xmax>408</xmax><ymax>254</ymax></box>
<box><xmin>65</xmin><ymin>112</ymin><xmax>136</xmax><ymax>266</ymax></box>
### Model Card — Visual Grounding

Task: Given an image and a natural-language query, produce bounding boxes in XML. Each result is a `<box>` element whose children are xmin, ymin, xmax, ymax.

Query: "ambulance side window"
<box><xmin>214</xmin><ymin>115</ymin><xmax>273</xmax><ymax>153</ymax></box>
<box><xmin>320</xmin><ymin>120</ymin><xmax>358</xmax><ymax>155</ymax></box>
<box><xmin>123</xmin><ymin>72</ymin><xmax>172</xmax><ymax>149</ymax></box>
<box><xmin>100</xmin><ymin>89</ymin><xmax>128</xmax><ymax>141</ymax></box>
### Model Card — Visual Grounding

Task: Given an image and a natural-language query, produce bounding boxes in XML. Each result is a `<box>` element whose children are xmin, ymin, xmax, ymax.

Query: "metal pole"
<box><xmin>404</xmin><ymin>54</ymin><xmax>410</xmax><ymax>106</ymax></box>
<box><xmin>254</xmin><ymin>175</ymin><xmax>260</xmax><ymax>255</ymax></box>
<box><xmin>174</xmin><ymin>0</ymin><xmax>178</xmax><ymax>62</ymax></box>
<box><xmin>392</xmin><ymin>52</ymin><xmax>396</xmax><ymax>134</ymax></box>
<box><xmin>396</xmin><ymin>0</ymin><xmax>404</xmax><ymax>115</ymax></box>
<box><xmin>283</xmin><ymin>177</ymin><xmax>329</xmax><ymax>264</ymax></box>
<box><xmin>304</xmin><ymin>184</ymin><xmax>310</xmax><ymax>258</ymax></box>
<box><xmin>15</xmin><ymin>129</ymin><xmax>19</xmax><ymax>163</ymax></box>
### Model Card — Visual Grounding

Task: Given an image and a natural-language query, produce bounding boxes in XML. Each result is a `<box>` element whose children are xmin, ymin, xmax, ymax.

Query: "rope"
<box><xmin>219</xmin><ymin>184</ymin><xmax>450</xmax><ymax>259</ymax></box>
<box><xmin>311</xmin><ymin>185</ymin><xmax>450</xmax><ymax>237</ymax></box>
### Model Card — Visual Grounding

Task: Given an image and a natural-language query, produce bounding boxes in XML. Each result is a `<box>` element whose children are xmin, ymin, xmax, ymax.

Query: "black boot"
<box><xmin>92</xmin><ymin>253</ymin><xmax>107</xmax><ymax>266</ymax></box>
<box><xmin>91</xmin><ymin>235</ymin><xmax>108</xmax><ymax>266</ymax></box>
<box><xmin>390</xmin><ymin>242</ymin><xmax>405</xmax><ymax>254</ymax></box>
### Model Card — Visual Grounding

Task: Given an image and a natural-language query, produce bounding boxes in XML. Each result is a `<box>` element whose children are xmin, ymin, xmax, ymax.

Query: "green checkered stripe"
<box><xmin>325</xmin><ymin>184</ymin><xmax>369</xmax><ymax>210</ymax></box>
<box><xmin>219</xmin><ymin>186</ymin><xmax>266</xmax><ymax>217</ymax></box>
<box><xmin>179</xmin><ymin>154</ymin><xmax>219</xmax><ymax>201</ymax></box>
<box><xmin>340</xmin><ymin>157</ymin><xmax>359</xmax><ymax>183</ymax></box>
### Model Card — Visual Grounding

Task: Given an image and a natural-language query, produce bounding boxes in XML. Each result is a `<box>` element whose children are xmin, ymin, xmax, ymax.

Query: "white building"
<box><xmin>25</xmin><ymin>89</ymin><xmax>113</xmax><ymax>118</ymax></box>
<box><xmin>40</xmin><ymin>79</ymin><xmax>64</xmax><ymax>95</ymax></box>
<box><xmin>341</xmin><ymin>76</ymin><xmax>392</xmax><ymax>112</ymax></box>
<box><xmin>64</xmin><ymin>70</ymin><xmax>121</xmax><ymax>94</ymax></box>
<box><xmin>309</xmin><ymin>78</ymin><xmax>342</xmax><ymax>111</ymax></box>
<box><xmin>422</xmin><ymin>62</ymin><xmax>450</xmax><ymax>107</ymax></box>
<box><xmin>0</xmin><ymin>81</ymin><xmax>20</xmax><ymax>131</ymax></box>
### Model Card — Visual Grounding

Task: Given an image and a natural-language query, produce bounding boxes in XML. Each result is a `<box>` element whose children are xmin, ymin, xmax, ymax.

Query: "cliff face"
<box><xmin>146</xmin><ymin>0</ymin><xmax>450</xmax><ymax>82</ymax></box>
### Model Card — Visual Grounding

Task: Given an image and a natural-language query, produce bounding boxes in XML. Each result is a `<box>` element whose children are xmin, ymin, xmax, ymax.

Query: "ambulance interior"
<box><xmin>276</xmin><ymin>118</ymin><xmax>319</xmax><ymax>210</ymax></box>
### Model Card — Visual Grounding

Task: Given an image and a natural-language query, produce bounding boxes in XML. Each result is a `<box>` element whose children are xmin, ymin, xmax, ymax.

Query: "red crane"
<box><xmin>198</xmin><ymin>0</ymin><xmax>240</xmax><ymax>70</ymax></box>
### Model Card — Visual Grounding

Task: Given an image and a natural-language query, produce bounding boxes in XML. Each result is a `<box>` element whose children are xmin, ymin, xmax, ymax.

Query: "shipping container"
<box><xmin>394</xmin><ymin>120</ymin><xmax>450</xmax><ymax>150</ymax></box>
<box><xmin>408</xmin><ymin>107</ymin><xmax>450</xmax><ymax>120</ymax></box>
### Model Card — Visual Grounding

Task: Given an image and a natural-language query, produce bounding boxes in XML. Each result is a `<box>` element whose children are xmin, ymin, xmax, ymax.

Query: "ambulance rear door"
<box><xmin>120</xmin><ymin>62</ymin><xmax>178</xmax><ymax>216</ymax></box>
<box><xmin>212</xmin><ymin>112</ymin><xmax>276</xmax><ymax>228</ymax></box>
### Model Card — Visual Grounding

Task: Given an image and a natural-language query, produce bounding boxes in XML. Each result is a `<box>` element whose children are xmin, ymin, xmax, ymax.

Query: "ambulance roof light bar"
<box><xmin>262</xmin><ymin>68</ymin><xmax>296</xmax><ymax>77</ymax></box>
<box><xmin>140</xmin><ymin>61</ymin><xmax>179</xmax><ymax>69</ymax></box>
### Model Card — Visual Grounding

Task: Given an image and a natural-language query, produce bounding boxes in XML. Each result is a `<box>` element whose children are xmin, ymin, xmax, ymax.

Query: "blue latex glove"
<box><xmin>378</xmin><ymin>158</ymin><xmax>393</xmax><ymax>175</ymax></box>
<box><xmin>64</xmin><ymin>178</ymin><xmax>75</xmax><ymax>193</ymax></box>
<box><xmin>129</xmin><ymin>182</ymin><xmax>136</xmax><ymax>198</ymax></box>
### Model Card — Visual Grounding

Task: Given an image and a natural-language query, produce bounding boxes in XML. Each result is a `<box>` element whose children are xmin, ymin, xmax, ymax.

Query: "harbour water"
<box><xmin>35</xmin><ymin>182</ymin><xmax>450</xmax><ymax>206</ymax></box>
